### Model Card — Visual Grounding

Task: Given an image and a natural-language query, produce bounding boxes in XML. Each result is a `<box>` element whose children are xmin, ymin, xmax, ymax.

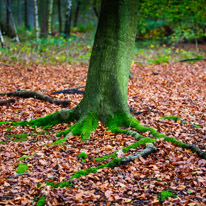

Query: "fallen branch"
<box><xmin>0</xmin><ymin>98</ymin><xmax>15</xmax><ymax>106</ymax></box>
<box><xmin>121</xmin><ymin>143</ymin><xmax>157</xmax><ymax>164</ymax></box>
<box><xmin>179</xmin><ymin>58</ymin><xmax>206</xmax><ymax>62</ymax></box>
<box><xmin>0</xmin><ymin>90</ymin><xmax>70</xmax><ymax>106</ymax></box>
<box><xmin>130</xmin><ymin>108</ymin><xmax>159</xmax><ymax>116</ymax></box>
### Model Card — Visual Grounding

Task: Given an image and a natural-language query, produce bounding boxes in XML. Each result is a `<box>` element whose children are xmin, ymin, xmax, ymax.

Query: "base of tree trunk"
<box><xmin>1</xmin><ymin>107</ymin><xmax>205</xmax><ymax>159</ymax></box>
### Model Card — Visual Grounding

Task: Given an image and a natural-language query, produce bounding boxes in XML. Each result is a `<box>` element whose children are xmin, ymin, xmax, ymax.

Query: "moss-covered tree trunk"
<box><xmin>76</xmin><ymin>0</ymin><xmax>138</xmax><ymax>122</ymax></box>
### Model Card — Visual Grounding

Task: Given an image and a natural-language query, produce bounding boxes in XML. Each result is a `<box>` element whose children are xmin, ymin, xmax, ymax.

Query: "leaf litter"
<box><xmin>0</xmin><ymin>61</ymin><xmax>206</xmax><ymax>205</ymax></box>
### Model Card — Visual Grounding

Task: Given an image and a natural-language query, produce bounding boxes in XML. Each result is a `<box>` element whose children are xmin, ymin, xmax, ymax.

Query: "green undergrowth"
<box><xmin>161</xmin><ymin>116</ymin><xmax>202</xmax><ymax>128</ymax></box>
<box><xmin>16</xmin><ymin>163</ymin><xmax>29</xmax><ymax>174</ymax></box>
<box><xmin>158</xmin><ymin>188</ymin><xmax>177</xmax><ymax>203</ymax></box>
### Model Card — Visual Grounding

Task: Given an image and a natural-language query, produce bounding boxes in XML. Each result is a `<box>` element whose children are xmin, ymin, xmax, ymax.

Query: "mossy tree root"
<box><xmin>57</xmin><ymin>113</ymin><xmax>99</xmax><ymax>142</ymax></box>
<box><xmin>0</xmin><ymin>108</ymin><xmax>78</xmax><ymax>128</ymax></box>
<box><xmin>106</xmin><ymin>113</ymin><xmax>206</xmax><ymax>159</ymax></box>
<box><xmin>121</xmin><ymin>143</ymin><xmax>157</xmax><ymax>164</ymax></box>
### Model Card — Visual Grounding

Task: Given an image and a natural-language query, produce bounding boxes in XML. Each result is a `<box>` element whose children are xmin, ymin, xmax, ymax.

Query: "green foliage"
<box><xmin>136</xmin><ymin>0</ymin><xmax>206</xmax><ymax>43</ymax></box>
<box><xmin>16</xmin><ymin>163</ymin><xmax>28</xmax><ymax>174</ymax></box>
<box><xmin>0</xmin><ymin>34</ymin><xmax>94</xmax><ymax>65</ymax></box>
<box><xmin>158</xmin><ymin>188</ymin><xmax>177</xmax><ymax>203</ymax></box>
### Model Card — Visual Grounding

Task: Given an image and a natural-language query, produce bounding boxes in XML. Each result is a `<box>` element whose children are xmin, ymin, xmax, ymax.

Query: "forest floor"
<box><xmin>0</xmin><ymin>60</ymin><xmax>206</xmax><ymax>205</ymax></box>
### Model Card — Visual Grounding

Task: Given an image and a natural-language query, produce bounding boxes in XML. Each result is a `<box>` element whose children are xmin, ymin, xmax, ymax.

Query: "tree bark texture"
<box><xmin>64</xmin><ymin>0</ymin><xmax>72</xmax><ymax>37</ymax></box>
<box><xmin>77</xmin><ymin>0</ymin><xmax>138</xmax><ymax>121</ymax></box>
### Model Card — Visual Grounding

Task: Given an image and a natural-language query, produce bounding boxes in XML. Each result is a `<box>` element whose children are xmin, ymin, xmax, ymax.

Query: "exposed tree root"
<box><xmin>0</xmin><ymin>90</ymin><xmax>70</xmax><ymax>106</ymax></box>
<box><xmin>0</xmin><ymin>108</ymin><xmax>77</xmax><ymax>128</ymax></box>
<box><xmin>121</xmin><ymin>143</ymin><xmax>157</xmax><ymax>164</ymax></box>
<box><xmin>106</xmin><ymin>113</ymin><xmax>206</xmax><ymax>159</ymax></box>
<box><xmin>0</xmin><ymin>98</ymin><xmax>15</xmax><ymax>106</ymax></box>
<box><xmin>1</xmin><ymin>110</ymin><xmax>205</xmax><ymax>158</ymax></box>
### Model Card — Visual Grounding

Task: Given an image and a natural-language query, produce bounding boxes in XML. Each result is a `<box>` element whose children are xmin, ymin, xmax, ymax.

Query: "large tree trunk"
<box><xmin>64</xmin><ymin>0</ymin><xmax>72</xmax><ymax>37</ymax></box>
<box><xmin>76</xmin><ymin>0</ymin><xmax>138</xmax><ymax>122</ymax></box>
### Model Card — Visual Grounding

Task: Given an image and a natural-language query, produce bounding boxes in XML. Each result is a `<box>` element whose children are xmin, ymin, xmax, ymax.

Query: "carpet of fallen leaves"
<box><xmin>0</xmin><ymin>61</ymin><xmax>206</xmax><ymax>205</ymax></box>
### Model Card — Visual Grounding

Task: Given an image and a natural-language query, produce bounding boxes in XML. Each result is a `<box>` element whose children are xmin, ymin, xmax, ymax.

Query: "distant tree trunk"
<box><xmin>0</xmin><ymin>29</ymin><xmax>5</xmax><ymax>48</ymax></box>
<box><xmin>74</xmin><ymin>0</ymin><xmax>81</xmax><ymax>27</ymax></box>
<box><xmin>0</xmin><ymin>0</ymin><xmax>3</xmax><ymax>22</ymax></box>
<box><xmin>28</xmin><ymin>0</ymin><xmax>34</xmax><ymax>28</ymax></box>
<box><xmin>24</xmin><ymin>0</ymin><xmax>28</xmax><ymax>28</ymax></box>
<box><xmin>40</xmin><ymin>0</ymin><xmax>48</xmax><ymax>38</ymax></box>
<box><xmin>64</xmin><ymin>0</ymin><xmax>72</xmax><ymax>37</ymax></box>
<box><xmin>33</xmin><ymin>0</ymin><xmax>40</xmax><ymax>41</ymax></box>
<box><xmin>18</xmin><ymin>0</ymin><xmax>22</xmax><ymax>25</ymax></box>
<box><xmin>6</xmin><ymin>0</ymin><xmax>20</xmax><ymax>42</ymax></box>
<box><xmin>48</xmin><ymin>0</ymin><xmax>53</xmax><ymax>36</ymax></box>
<box><xmin>93</xmin><ymin>0</ymin><xmax>99</xmax><ymax>18</ymax></box>
<box><xmin>57</xmin><ymin>0</ymin><xmax>62</xmax><ymax>33</ymax></box>
<box><xmin>6</xmin><ymin>0</ymin><xmax>10</xmax><ymax>34</ymax></box>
